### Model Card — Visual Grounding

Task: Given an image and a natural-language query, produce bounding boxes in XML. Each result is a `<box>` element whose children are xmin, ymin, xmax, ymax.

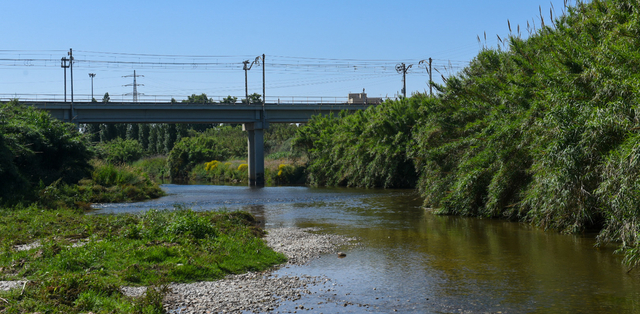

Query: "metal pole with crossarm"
<box><xmin>89</xmin><ymin>73</ymin><xmax>96</xmax><ymax>101</ymax></box>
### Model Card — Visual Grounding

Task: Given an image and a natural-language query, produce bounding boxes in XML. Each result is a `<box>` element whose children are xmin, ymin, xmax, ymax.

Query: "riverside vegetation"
<box><xmin>85</xmin><ymin>91</ymin><xmax>305</xmax><ymax>185</ymax></box>
<box><xmin>293</xmin><ymin>0</ymin><xmax>640</xmax><ymax>270</ymax></box>
<box><xmin>90</xmin><ymin>114</ymin><xmax>306</xmax><ymax>185</ymax></box>
<box><xmin>0</xmin><ymin>100</ymin><xmax>288</xmax><ymax>313</ymax></box>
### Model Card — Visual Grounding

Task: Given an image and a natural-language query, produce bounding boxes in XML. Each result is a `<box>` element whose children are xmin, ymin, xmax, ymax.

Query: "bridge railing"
<box><xmin>0</xmin><ymin>93</ymin><xmax>355</xmax><ymax>105</ymax></box>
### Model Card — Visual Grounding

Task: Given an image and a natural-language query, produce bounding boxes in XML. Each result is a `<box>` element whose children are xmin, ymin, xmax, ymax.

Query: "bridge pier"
<box><xmin>244</xmin><ymin>122</ymin><xmax>266</xmax><ymax>187</ymax></box>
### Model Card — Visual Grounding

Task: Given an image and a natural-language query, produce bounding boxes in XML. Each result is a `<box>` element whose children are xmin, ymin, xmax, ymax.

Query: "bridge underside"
<box><xmin>27</xmin><ymin>101</ymin><xmax>370</xmax><ymax>186</ymax></box>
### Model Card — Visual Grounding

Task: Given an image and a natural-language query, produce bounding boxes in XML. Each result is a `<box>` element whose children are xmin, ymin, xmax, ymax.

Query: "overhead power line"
<box><xmin>0</xmin><ymin>49</ymin><xmax>473</xmax><ymax>98</ymax></box>
<box><xmin>0</xmin><ymin>50</ymin><xmax>471</xmax><ymax>74</ymax></box>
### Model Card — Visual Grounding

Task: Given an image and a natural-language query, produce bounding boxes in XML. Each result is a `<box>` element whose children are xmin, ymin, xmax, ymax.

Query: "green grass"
<box><xmin>0</xmin><ymin>206</ymin><xmax>286</xmax><ymax>313</ymax></box>
<box><xmin>131</xmin><ymin>156</ymin><xmax>170</xmax><ymax>181</ymax></box>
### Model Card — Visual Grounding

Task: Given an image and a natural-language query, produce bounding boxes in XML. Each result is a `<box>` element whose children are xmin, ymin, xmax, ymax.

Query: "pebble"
<box><xmin>0</xmin><ymin>281</ymin><xmax>26</xmax><ymax>291</ymax></box>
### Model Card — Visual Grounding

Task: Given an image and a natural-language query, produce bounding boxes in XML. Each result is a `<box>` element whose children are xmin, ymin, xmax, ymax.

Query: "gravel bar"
<box><xmin>0</xmin><ymin>281</ymin><xmax>26</xmax><ymax>291</ymax></box>
<box><xmin>124</xmin><ymin>227</ymin><xmax>358</xmax><ymax>313</ymax></box>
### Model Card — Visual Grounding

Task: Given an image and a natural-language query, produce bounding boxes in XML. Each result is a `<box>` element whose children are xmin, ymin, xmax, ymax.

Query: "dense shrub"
<box><xmin>167</xmin><ymin>135</ymin><xmax>230</xmax><ymax>179</ymax></box>
<box><xmin>0</xmin><ymin>100</ymin><xmax>92</xmax><ymax>203</ymax></box>
<box><xmin>131</xmin><ymin>156</ymin><xmax>169</xmax><ymax>180</ymax></box>
<box><xmin>200</xmin><ymin>125</ymin><xmax>247</xmax><ymax>158</ymax></box>
<box><xmin>38</xmin><ymin>162</ymin><xmax>165</xmax><ymax>207</ymax></box>
<box><xmin>96</xmin><ymin>138</ymin><xmax>145</xmax><ymax>164</ymax></box>
<box><xmin>293</xmin><ymin>97</ymin><xmax>423</xmax><ymax>188</ymax></box>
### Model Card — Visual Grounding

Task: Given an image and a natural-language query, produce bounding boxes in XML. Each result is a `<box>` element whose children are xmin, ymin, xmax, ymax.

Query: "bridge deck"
<box><xmin>26</xmin><ymin>102</ymin><xmax>370</xmax><ymax>124</ymax></box>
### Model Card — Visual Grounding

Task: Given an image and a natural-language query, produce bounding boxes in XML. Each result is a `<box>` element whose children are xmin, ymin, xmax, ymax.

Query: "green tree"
<box><xmin>148</xmin><ymin>125</ymin><xmax>158</xmax><ymax>154</ymax></box>
<box><xmin>138</xmin><ymin>123</ymin><xmax>150</xmax><ymax>151</ymax></box>
<box><xmin>177</xmin><ymin>124</ymin><xmax>189</xmax><ymax>141</ymax></box>
<box><xmin>156</xmin><ymin>124</ymin><xmax>166</xmax><ymax>154</ymax></box>
<box><xmin>221</xmin><ymin>96</ymin><xmax>237</xmax><ymax>104</ymax></box>
<box><xmin>96</xmin><ymin>138</ymin><xmax>145</xmax><ymax>164</ymax></box>
<box><xmin>183</xmin><ymin>93</ymin><xmax>213</xmax><ymax>104</ymax></box>
<box><xmin>100</xmin><ymin>124</ymin><xmax>117</xmax><ymax>142</ymax></box>
<box><xmin>202</xmin><ymin>125</ymin><xmax>247</xmax><ymax>158</ymax></box>
<box><xmin>127</xmin><ymin>123</ymin><xmax>140</xmax><ymax>141</ymax></box>
<box><xmin>242</xmin><ymin>93</ymin><xmax>262</xmax><ymax>104</ymax></box>
<box><xmin>167</xmin><ymin>135</ymin><xmax>230</xmax><ymax>179</ymax></box>
<box><xmin>84</xmin><ymin>124</ymin><xmax>100</xmax><ymax>142</ymax></box>
<box><xmin>164</xmin><ymin>124</ymin><xmax>178</xmax><ymax>153</ymax></box>
<box><xmin>115</xmin><ymin>124</ymin><xmax>127</xmax><ymax>139</ymax></box>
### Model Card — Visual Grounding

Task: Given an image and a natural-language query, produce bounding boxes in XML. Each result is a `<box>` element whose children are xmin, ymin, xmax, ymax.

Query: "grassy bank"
<box><xmin>0</xmin><ymin>206</ymin><xmax>286</xmax><ymax>313</ymax></box>
<box><xmin>38</xmin><ymin>161</ymin><xmax>165</xmax><ymax>210</ymax></box>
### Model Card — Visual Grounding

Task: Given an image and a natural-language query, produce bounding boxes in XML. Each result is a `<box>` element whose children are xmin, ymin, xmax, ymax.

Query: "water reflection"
<box><xmin>241</xmin><ymin>204</ymin><xmax>266</xmax><ymax>228</ymax></box>
<box><xmin>91</xmin><ymin>185</ymin><xmax>640</xmax><ymax>313</ymax></box>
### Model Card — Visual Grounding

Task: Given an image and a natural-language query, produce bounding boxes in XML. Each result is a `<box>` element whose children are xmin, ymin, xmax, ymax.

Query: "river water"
<box><xmin>92</xmin><ymin>184</ymin><xmax>640</xmax><ymax>313</ymax></box>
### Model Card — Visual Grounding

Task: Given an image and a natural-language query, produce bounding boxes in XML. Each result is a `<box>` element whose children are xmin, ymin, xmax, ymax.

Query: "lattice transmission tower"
<box><xmin>123</xmin><ymin>70</ymin><xmax>144</xmax><ymax>102</ymax></box>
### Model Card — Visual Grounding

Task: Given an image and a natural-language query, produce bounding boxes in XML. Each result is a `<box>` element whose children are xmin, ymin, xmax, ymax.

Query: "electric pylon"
<box><xmin>123</xmin><ymin>70</ymin><xmax>144</xmax><ymax>102</ymax></box>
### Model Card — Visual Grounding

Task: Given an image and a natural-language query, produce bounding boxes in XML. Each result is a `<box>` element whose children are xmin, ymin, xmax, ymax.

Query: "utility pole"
<box><xmin>243</xmin><ymin>60</ymin><xmax>250</xmax><ymax>103</ymax></box>
<box><xmin>123</xmin><ymin>70</ymin><xmax>144</xmax><ymax>102</ymax></box>
<box><xmin>69</xmin><ymin>49</ymin><xmax>74</xmax><ymax>103</ymax></box>
<box><xmin>429</xmin><ymin>57</ymin><xmax>433</xmax><ymax>97</ymax></box>
<box><xmin>419</xmin><ymin>58</ymin><xmax>433</xmax><ymax>97</ymax></box>
<box><xmin>242</xmin><ymin>56</ymin><xmax>263</xmax><ymax>104</ymax></box>
<box><xmin>89</xmin><ymin>73</ymin><xmax>96</xmax><ymax>101</ymax></box>
<box><xmin>262</xmin><ymin>54</ymin><xmax>265</xmax><ymax>106</ymax></box>
<box><xmin>396</xmin><ymin>62</ymin><xmax>412</xmax><ymax>98</ymax></box>
<box><xmin>61</xmin><ymin>57</ymin><xmax>70</xmax><ymax>102</ymax></box>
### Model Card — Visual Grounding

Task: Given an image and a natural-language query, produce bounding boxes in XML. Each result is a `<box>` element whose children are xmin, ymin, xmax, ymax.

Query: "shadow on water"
<box><xmin>91</xmin><ymin>184</ymin><xmax>640</xmax><ymax>313</ymax></box>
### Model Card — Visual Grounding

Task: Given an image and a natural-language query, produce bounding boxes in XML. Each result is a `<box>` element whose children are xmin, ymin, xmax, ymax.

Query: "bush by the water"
<box><xmin>132</xmin><ymin>156</ymin><xmax>169</xmax><ymax>180</ymax></box>
<box><xmin>190</xmin><ymin>159</ymin><xmax>305</xmax><ymax>185</ymax></box>
<box><xmin>167</xmin><ymin>135</ymin><xmax>230</xmax><ymax>179</ymax></box>
<box><xmin>38</xmin><ymin>162</ymin><xmax>165</xmax><ymax>208</ymax></box>
<box><xmin>86</xmin><ymin>162</ymin><xmax>164</xmax><ymax>203</ymax></box>
<box><xmin>293</xmin><ymin>0</ymin><xmax>640</xmax><ymax>269</ymax></box>
<box><xmin>0</xmin><ymin>100</ymin><xmax>93</xmax><ymax>204</ymax></box>
<box><xmin>96</xmin><ymin>138</ymin><xmax>145</xmax><ymax>164</ymax></box>
<box><xmin>293</xmin><ymin>98</ymin><xmax>422</xmax><ymax>188</ymax></box>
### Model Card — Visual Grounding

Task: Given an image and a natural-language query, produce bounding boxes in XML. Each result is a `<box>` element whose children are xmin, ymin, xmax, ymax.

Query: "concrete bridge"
<box><xmin>26</xmin><ymin>101</ymin><xmax>372</xmax><ymax>186</ymax></box>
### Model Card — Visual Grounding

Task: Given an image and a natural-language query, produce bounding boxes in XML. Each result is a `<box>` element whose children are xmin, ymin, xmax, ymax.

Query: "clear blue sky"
<box><xmin>1</xmin><ymin>0</ymin><xmax>570</xmax><ymax>102</ymax></box>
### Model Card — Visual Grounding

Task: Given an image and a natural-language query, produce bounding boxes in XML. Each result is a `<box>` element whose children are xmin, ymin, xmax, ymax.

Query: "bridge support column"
<box><xmin>244</xmin><ymin>123</ymin><xmax>265</xmax><ymax>187</ymax></box>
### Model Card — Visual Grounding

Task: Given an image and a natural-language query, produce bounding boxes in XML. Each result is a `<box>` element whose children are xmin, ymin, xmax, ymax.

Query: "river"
<box><xmin>92</xmin><ymin>184</ymin><xmax>640</xmax><ymax>313</ymax></box>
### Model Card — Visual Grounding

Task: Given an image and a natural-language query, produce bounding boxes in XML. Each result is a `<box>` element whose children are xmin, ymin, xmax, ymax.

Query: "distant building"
<box><xmin>348</xmin><ymin>92</ymin><xmax>382</xmax><ymax>105</ymax></box>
